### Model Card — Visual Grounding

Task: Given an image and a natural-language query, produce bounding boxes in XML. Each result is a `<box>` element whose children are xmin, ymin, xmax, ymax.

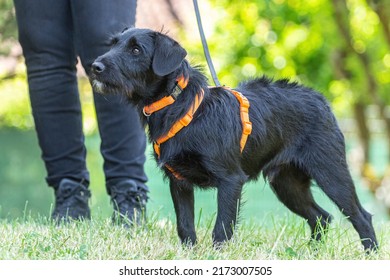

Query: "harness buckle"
<box><xmin>240</xmin><ymin>97</ymin><xmax>250</xmax><ymax>109</ymax></box>
<box><xmin>171</xmin><ymin>84</ymin><xmax>183</xmax><ymax>99</ymax></box>
<box><xmin>242</xmin><ymin>121</ymin><xmax>253</xmax><ymax>135</ymax></box>
<box><xmin>179</xmin><ymin>113</ymin><xmax>193</xmax><ymax>126</ymax></box>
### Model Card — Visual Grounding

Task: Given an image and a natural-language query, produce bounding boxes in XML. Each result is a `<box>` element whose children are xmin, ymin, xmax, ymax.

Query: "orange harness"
<box><xmin>143</xmin><ymin>76</ymin><xmax>252</xmax><ymax>179</ymax></box>
<box><xmin>220</xmin><ymin>87</ymin><xmax>252</xmax><ymax>152</ymax></box>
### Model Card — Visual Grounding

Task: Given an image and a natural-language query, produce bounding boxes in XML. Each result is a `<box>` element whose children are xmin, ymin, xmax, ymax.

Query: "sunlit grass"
<box><xmin>0</xmin><ymin>213</ymin><xmax>388</xmax><ymax>260</ymax></box>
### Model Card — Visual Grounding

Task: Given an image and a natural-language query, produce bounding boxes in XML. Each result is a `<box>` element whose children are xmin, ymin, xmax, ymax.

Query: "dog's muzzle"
<box><xmin>91</xmin><ymin>79</ymin><xmax>105</xmax><ymax>93</ymax></box>
<box><xmin>90</xmin><ymin>61</ymin><xmax>107</xmax><ymax>93</ymax></box>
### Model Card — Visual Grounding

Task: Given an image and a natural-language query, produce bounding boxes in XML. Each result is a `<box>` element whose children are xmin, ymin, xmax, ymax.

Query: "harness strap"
<box><xmin>225</xmin><ymin>87</ymin><xmax>252</xmax><ymax>152</ymax></box>
<box><xmin>143</xmin><ymin>96</ymin><xmax>175</xmax><ymax>116</ymax></box>
<box><xmin>165</xmin><ymin>164</ymin><xmax>184</xmax><ymax>180</ymax></box>
<box><xmin>153</xmin><ymin>89</ymin><xmax>204</xmax><ymax>158</ymax></box>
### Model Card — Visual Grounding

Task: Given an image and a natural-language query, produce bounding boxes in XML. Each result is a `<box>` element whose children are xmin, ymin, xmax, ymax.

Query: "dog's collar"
<box><xmin>143</xmin><ymin>75</ymin><xmax>189</xmax><ymax>116</ymax></box>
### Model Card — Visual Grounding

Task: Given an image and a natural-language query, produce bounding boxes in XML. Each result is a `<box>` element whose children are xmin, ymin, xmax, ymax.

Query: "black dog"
<box><xmin>90</xmin><ymin>28</ymin><xmax>378</xmax><ymax>251</ymax></box>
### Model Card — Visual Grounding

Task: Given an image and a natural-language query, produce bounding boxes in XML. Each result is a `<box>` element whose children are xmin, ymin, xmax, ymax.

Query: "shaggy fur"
<box><xmin>90</xmin><ymin>28</ymin><xmax>378</xmax><ymax>251</ymax></box>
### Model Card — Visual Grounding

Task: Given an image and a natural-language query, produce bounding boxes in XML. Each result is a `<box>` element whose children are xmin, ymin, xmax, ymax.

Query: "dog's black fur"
<box><xmin>90</xmin><ymin>28</ymin><xmax>378</xmax><ymax>251</ymax></box>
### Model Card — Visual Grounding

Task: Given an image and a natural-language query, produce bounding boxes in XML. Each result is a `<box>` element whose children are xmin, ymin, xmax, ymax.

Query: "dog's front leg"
<box><xmin>213</xmin><ymin>179</ymin><xmax>244</xmax><ymax>247</ymax></box>
<box><xmin>169</xmin><ymin>179</ymin><xmax>196</xmax><ymax>246</ymax></box>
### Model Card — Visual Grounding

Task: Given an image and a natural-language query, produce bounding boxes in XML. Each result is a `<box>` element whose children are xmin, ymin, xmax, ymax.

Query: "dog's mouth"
<box><xmin>91</xmin><ymin>78</ymin><xmax>135</xmax><ymax>99</ymax></box>
<box><xmin>90</xmin><ymin>78</ymin><xmax>120</xmax><ymax>94</ymax></box>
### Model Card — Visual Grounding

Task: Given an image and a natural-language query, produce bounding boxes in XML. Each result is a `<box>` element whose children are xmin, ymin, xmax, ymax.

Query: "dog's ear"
<box><xmin>152</xmin><ymin>33</ymin><xmax>187</xmax><ymax>76</ymax></box>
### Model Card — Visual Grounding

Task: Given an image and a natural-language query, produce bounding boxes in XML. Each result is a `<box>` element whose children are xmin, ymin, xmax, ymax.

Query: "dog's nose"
<box><xmin>92</xmin><ymin>61</ymin><xmax>105</xmax><ymax>74</ymax></box>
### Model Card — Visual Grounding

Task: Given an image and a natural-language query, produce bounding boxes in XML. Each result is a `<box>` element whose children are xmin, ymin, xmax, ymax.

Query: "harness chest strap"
<box><xmin>153</xmin><ymin>89</ymin><xmax>205</xmax><ymax>158</ymax></box>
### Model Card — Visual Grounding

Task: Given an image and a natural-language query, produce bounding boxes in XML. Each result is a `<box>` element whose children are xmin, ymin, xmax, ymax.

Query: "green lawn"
<box><xmin>0</xmin><ymin>128</ymin><xmax>389</xmax><ymax>260</ymax></box>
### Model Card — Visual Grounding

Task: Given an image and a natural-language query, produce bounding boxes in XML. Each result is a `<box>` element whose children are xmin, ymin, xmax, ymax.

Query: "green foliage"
<box><xmin>0</xmin><ymin>71</ymin><xmax>33</xmax><ymax>129</ymax></box>
<box><xmin>0</xmin><ymin>74</ymin><xmax>98</xmax><ymax>132</ymax></box>
<box><xmin>0</xmin><ymin>1</ymin><xmax>98</xmax><ymax>132</ymax></box>
<box><xmin>0</xmin><ymin>0</ymin><xmax>17</xmax><ymax>54</ymax></box>
<box><xmin>1</xmin><ymin>0</ymin><xmax>389</xmax><ymax>129</ymax></box>
<box><xmin>184</xmin><ymin>0</ymin><xmax>390</xmax><ymax>117</ymax></box>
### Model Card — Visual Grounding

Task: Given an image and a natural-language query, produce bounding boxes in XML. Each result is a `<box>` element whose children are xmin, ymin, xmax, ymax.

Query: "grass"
<box><xmin>0</xmin><ymin>129</ymin><xmax>389</xmax><ymax>259</ymax></box>
<box><xmin>0</xmin><ymin>213</ymin><xmax>389</xmax><ymax>260</ymax></box>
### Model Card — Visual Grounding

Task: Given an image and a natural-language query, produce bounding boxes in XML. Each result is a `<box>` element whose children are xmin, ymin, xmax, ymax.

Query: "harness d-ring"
<box><xmin>143</xmin><ymin>107</ymin><xmax>151</xmax><ymax>117</ymax></box>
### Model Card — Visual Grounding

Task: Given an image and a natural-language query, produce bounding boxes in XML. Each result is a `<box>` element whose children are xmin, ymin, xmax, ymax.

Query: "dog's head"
<box><xmin>90</xmin><ymin>28</ymin><xmax>187</xmax><ymax>100</ymax></box>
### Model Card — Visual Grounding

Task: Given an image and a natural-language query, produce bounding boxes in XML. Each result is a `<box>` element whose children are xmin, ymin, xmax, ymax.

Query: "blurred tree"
<box><xmin>0</xmin><ymin>0</ymin><xmax>17</xmax><ymax>54</ymax></box>
<box><xmin>331</xmin><ymin>0</ymin><xmax>390</xmax><ymax>196</ymax></box>
<box><xmin>0</xmin><ymin>0</ymin><xmax>191</xmax><ymax>130</ymax></box>
<box><xmin>367</xmin><ymin>0</ymin><xmax>390</xmax><ymax>48</ymax></box>
<box><xmin>0</xmin><ymin>0</ymin><xmax>20</xmax><ymax>81</ymax></box>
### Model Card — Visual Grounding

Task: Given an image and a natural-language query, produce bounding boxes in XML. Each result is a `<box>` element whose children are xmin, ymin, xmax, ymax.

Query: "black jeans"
<box><xmin>14</xmin><ymin>0</ymin><xmax>148</xmax><ymax>190</ymax></box>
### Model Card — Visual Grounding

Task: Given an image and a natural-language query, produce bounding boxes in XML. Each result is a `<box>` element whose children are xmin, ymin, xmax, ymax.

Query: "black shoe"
<box><xmin>51</xmin><ymin>178</ymin><xmax>91</xmax><ymax>222</ymax></box>
<box><xmin>109</xmin><ymin>180</ymin><xmax>148</xmax><ymax>226</ymax></box>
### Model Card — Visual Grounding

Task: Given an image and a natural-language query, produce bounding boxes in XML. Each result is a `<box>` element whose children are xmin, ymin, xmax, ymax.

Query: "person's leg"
<box><xmin>14</xmin><ymin>0</ymin><xmax>90</xmax><ymax>220</ymax></box>
<box><xmin>71</xmin><ymin>0</ymin><xmax>148</xmax><ymax>224</ymax></box>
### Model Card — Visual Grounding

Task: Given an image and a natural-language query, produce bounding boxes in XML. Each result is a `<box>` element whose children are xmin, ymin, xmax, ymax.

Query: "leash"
<box><xmin>193</xmin><ymin>0</ymin><xmax>221</xmax><ymax>87</ymax></box>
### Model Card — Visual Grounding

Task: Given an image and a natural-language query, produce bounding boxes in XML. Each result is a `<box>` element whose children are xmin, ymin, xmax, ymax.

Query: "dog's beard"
<box><xmin>92</xmin><ymin>79</ymin><xmax>105</xmax><ymax>93</ymax></box>
<box><xmin>91</xmin><ymin>78</ymin><xmax>135</xmax><ymax>99</ymax></box>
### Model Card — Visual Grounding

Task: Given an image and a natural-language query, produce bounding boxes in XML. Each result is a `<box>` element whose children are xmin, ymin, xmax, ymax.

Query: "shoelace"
<box><xmin>111</xmin><ymin>187</ymin><xmax>147</xmax><ymax>206</ymax></box>
<box><xmin>55</xmin><ymin>184</ymin><xmax>90</xmax><ymax>204</ymax></box>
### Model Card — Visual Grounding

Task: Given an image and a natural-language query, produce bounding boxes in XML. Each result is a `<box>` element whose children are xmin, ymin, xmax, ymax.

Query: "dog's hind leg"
<box><xmin>306</xmin><ymin>150</ymin><xmax>378</xmax><ymax>251</ymax></box>
<box><xmin>169</xmin><ymin>179</ymin><xmax>197</xmax><ymax>246</ymax></box>
<box><xmin>266</xmin><ymin>164</ymin><xmax>332</xmax><ymax>242</ymax></box>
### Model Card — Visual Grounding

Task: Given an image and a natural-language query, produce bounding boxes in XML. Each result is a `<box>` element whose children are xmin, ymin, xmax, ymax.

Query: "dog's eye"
<box><xmin>132</xmin><ymin>47</ymin><xmax>141</xmax><ymax>55</ymax></box>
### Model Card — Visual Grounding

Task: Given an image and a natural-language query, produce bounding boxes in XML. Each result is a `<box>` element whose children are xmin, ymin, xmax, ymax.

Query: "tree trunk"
<box><xmin>353</xmin><ymin>102</ymin><xmax>371</xmax><ymax>166</ymax></box>
<box><xmin>367</xmin><ymin>0</ymin><xmax>390</xmax><ymax>48</ymax></box>
<box><xmin>331</xmin><ymin>0</ymin><xmax>390</xmax><ymax>214</ymax></box>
